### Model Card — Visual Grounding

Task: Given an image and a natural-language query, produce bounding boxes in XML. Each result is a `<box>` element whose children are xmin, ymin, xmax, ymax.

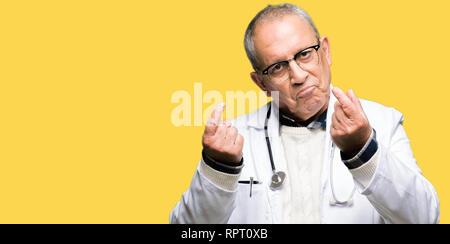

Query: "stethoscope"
<box><xmin>264</xmin><ymin>103</ymin><xmax>286</xmax><ymax>190</ymax></box>
<box><xmin>264</xmin><ymin>103</ymin><xmax>356</xmax><ymax>206</ymax></box>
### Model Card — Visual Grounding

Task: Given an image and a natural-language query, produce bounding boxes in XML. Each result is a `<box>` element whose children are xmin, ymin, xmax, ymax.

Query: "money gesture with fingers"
<box><xmin>202</xmin><ymin>103</ymin><xmax>244</xmax><ymax>164</ymax></box>
<box><xmin>331</xmin><ymin>87</ymin><xmax>372</xmax><ymax>156</ymax></box>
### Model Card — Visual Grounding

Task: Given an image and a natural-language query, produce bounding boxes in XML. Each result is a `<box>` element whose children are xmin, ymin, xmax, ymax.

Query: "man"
<box><xmin>170</xmin><ymin>3</ymin><xmax>439</xmax><ymax>223</ymax></box>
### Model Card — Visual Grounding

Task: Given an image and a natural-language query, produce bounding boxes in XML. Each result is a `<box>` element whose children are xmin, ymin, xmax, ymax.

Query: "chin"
<box><xmin>281</xmin><ymin>93</ymin><xmax>327</xmax><ymax>120</ymax></box>
<box><xmin>298</xmin><ymin>96</ymin><xmax>325</xmax><ymax>120</ymax></box>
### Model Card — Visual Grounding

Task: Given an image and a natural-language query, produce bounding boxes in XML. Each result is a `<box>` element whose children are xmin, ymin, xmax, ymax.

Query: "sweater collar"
<box><xmin>279</xmin><ymin>108</ymin><xmax>327</xmax><ymax>130</ymax></box>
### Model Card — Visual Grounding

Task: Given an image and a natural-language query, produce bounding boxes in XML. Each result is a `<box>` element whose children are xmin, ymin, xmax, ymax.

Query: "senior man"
<box><xmin>170</xmin><ymin>3</ymin><xmax>439</xmax><ymax>224</ymax></box>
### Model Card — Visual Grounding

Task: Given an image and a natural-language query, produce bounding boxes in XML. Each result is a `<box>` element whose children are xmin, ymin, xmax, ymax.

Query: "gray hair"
<box><xmin>244</xmin><ymin>3</ymin><xmax>320</xmax><ymax>71</ymax></box>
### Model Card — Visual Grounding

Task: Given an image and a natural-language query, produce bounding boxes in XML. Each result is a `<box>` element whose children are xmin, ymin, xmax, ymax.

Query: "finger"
<box><xmin>332</xmin><ymin>87</ymin><xmax>354</xmax><ymax>115</ymax></box>
<box><xmin>225</xmin><ymin>126</ymin><xmax>238</xmax><ymax>143</ymax></box>
<box><xmin>332</xmin><ymin>107</ymin><xmax>342</xmax><ymax>124</ymax></box>
<box><xmin>234</xmin><ymin>134</ymin><xmax>244</xmax><ymax>160</ymax></box>
<box><xmin>347</xmin><ymin>89</ymin><xmax>363</xmax><ymax>110</ymax></box>
<box><xmin>214</xmin><ymin>122</ymin><xmax>227</xmax><ymax>141</ymax></box>
<box><xmin>331</xmin><ymin>112</ymin><xmax>342</xmax><ymax>131</ymax></box>
<box><xmin>224</xmin><ymin>119</ymin><xmax>232</xmax><ymax>128</ymax></box>
<box><xmin>346</xmin><ymin>89</ymin><xmax>369</xmax><ymax>123</ymax></box>
<box><xmin>205</xmin><ymin>103</ymin><xmax>225</xmax><ymax>135</ymax></box>
<box><xmin>330</xmin><ymin>122</ymin><xmax>338</xmax><ymax>137</ymax></box>
<box><xmin>234</xmin><ymin>133</ymin><xmax>244</xmax><ymax>147</ymax></box>
<box><xmin>204</xmin><ymin>123</ymin><xmax>218</xmax><ymax>137</ymax></box>
<box><xmin>207</xmin><ymin>102</ymin><xmax>225</xmax><ymax>126</ymax></box>
<box><xmin>330</xmin><ymin>114</ymin><xmax>341</xmax><ymax>139</ymax></box>
<box><xmin>334</xmin><ymin>101</ymin><xmax>342</xmax><ymax>116</ymax></box>
<box><xmin>334</xmin><ymin>102</ymin><xmax>351</xmax><ymax>126</ymax></box>
<box><xmin>346</xmin><ymin>89</ymin><xmax>356</xmax><ymax>104</ymax></box>
<box><xmin>332</xmin><ymin>87</ymin><xmax>352</xmax><ymax>106</ymax></box>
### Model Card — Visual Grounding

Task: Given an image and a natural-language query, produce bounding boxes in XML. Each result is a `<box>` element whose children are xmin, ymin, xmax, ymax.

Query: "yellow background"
<box><xmin>0</xmin><ymin>0</ymin><xmax>448</xmax><ymax>223</ymax></box>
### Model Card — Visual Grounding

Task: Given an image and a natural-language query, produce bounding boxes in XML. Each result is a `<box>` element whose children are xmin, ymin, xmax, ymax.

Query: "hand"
<box><xmin>331</xmin><ymin>87</ymin><xmax>372</xmax><ymax>156</ymax></box>
<box><xmin>202</xmin><ymin>103</ymin><xmax>244</xmax><ymax>164</ymax></box>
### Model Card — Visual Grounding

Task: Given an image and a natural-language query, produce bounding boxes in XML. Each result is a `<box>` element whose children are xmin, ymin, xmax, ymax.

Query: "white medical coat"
<box><xmin>170</xmin><ymin>86</ymin><xmax>440</xmax><ymax>224</ymax></box>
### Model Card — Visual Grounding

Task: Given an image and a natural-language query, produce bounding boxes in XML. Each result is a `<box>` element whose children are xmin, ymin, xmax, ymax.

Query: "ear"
<box><xmin>250</xmin><ymin>72</ymin><xmax>271</xmax><ymax>97</ymax></box>
<box><xmin>320</xmin><ymin>36</ymin><xmax>332</xmax><ymax>67</ymax></box>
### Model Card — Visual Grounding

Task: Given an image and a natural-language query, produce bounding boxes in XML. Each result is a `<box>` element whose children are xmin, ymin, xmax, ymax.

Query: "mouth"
<box><xmin>296</xmin><ymin>85</ymin><xmax>315</xmax><ymax>99</ymax></box>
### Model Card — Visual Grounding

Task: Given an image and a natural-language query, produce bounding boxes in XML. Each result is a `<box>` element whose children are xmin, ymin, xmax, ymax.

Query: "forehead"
<box><xmin>253</xmin><ymin>14</ymin><xmax>317</xmax><ymax>67</ymax></box>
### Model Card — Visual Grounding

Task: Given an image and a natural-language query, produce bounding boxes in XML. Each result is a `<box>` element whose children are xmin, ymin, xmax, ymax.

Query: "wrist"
<box><xmin>202</xmin><ymin>149</ymin><xmax>243</xmax><ymax>174</ymax></box>
<box><xmin>341</xmin><ymin>127</ymin><xmax>372</xmax><ymax>158</ymax></box>
<box><xmin>341</xmin><ymin>129</ymin><xmax>378</xmax><ymax>169</ymax></box>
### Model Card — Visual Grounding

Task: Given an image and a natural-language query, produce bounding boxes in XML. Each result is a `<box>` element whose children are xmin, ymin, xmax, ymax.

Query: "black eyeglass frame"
<box><xmin>261</xmin><ymin>44</ymin><xmax>321</xmax><ymax>76</ymax></box>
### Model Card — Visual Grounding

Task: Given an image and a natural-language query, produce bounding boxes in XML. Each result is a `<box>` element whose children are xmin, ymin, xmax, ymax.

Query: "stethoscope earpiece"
<box><xmin>329</xmin><ymin>199</ymin><xmax>337</xmax><ymax>206</ymax></box>
<box><xmin>329</xmin><ymin>198</ymin><xmax>354</xmax><ymax>207</ymax></box>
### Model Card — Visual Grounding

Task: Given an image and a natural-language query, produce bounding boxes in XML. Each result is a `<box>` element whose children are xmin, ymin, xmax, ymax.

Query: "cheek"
<box><xmin>266</xmin><ymin>83</ymin><xmax>294</xmax><ymax>108</ymax></box>
<box><xmin>271</xmin><ymin>82</ymin><xmax>293</xmax><ymax>99</ymax></box>
<box><xmin>317</xmin><ymin>81</ymin><xmax>330</xmax><ymax>96</ymax></box>
<box><xmin>312</xmin><ymin>61</ymin><xmax>331</xmax><ymax>88</ymax></box>
<box><xmin>312</xmin><ymin>73</ymin><xmax>330</xmax><ymax>95</ymax></box>
<box><xmin>320</xmin><ymin>65</ymin><xmax>331</xmax><ymax>87</ymax></box>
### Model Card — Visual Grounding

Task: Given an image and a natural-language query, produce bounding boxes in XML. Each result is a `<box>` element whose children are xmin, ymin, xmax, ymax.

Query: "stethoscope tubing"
<box><xmin>264</xmin><ymin>102</ymin><xmax>355</xmax><ymax>205</ymax></box>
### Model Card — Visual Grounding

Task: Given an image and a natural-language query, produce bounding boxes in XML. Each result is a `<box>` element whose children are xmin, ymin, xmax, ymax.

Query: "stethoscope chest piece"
<box><xmin>270</xmin><ymin>171</ymin><xmax>286</xmax><ymax>190</ymax></box>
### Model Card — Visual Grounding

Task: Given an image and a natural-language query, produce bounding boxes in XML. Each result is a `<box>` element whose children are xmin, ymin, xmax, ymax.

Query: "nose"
<box><xmin>287</xmin><ymin>59</ymin><xmax>308</xmax><ymax>85</ymax></box>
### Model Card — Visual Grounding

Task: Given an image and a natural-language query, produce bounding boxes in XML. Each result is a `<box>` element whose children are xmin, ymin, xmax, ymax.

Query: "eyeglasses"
<box><xmin>261</xmin><ymin>43</ymin><xmax>321</xmax><ymax>83</ymax></box>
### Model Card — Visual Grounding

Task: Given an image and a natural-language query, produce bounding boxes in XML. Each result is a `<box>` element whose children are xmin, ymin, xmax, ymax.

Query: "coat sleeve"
<box><xmin>169</xmin><ymin>159</ymin><xmax>239</xmax><ymax>224</ymax></box>
<box><xmin>360</xmin><ymin>109</ymin><xmax>440</xmax><ymax>224</ymax></box>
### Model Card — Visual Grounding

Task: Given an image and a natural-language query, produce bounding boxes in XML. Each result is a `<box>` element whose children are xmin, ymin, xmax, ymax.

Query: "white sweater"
<box><xmin>280</xmin><ymin>125</ymin><xmax>325</xmax><ymax>224</ymax></box>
